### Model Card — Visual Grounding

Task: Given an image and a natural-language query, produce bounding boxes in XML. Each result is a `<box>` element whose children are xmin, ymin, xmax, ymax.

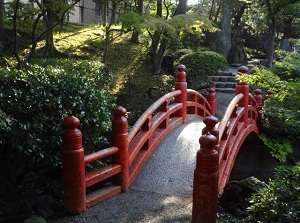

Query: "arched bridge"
<box><xmin>62</xmin><ymin>65</ymin><xmax>272</xmax><ymax>222</ymax></box>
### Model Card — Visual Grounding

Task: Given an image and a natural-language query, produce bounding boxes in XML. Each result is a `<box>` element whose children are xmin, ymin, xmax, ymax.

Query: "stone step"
<box><xmin>214</xmin><ymin>82</ymin><xmax>236</xmax><ymax>88</ymax></box>
<box><xmin>209</xmin><ymin>76</ymin><xmax>236</xmax><ymax>82</ymax></box>
<box><xmin>215</xmin><ymin>88</ymin><xmax>236</xmax><ymax>93</ymax></box>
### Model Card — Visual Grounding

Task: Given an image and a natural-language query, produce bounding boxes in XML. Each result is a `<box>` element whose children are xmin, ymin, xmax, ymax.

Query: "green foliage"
<box><xmin>177</xmin><ymin>51</ymin><xmax>228</xmax><ymax>90</ymax></box>
<box><xmin>238</xmin><ymin>64</ymin><xmax>300</xmax><ymax>142</ymax></box>
<box><xmin>32</xmin><ymin>59</ymin><xmax>114</xmax><ymax>90</ymax></box>
<box><xmin>262</xmin><ymin>95</ymin><xmax>300</xmax><ymax>142</ymax></box>
<box><xmin>271</xmin><ymin>52</ymin><xmax>300</xmax><ymax>80</ymax></box>
<box><xmin>5</xmin><ymin>1</ymin><xmax>40</xmax><ymax>33</ymax></box>
<box><xmin>247</xmin><ymin>163</ymin><xmax>300</xmax><ymax>223</ymax></box>
<box><xmin>0</xmin><ymin>60</ymin><xmax>115</xmax><ymax>179</ymax></box>
<box><xmin>238</xmin><ymin>66</ymin><xmax>287</xmax><ymax>97</ymax></box>
<box><xmin>0</xmin><ymin>110</ymin><xmax>16</xmax><ymax>145</ymax></box>
<box><xmin>237</xmin><ymin>63</ymin><xmax>300</xmax><ymax>159</ymax></box>
<box><xmin>119</xmin><ymin>11</ymin><xmax>145</xmax><ymax>32</ymax></box>
<box><xmin>259</xmin><ymin>134</ymin><xmax>293</xmax><ymax>163</ymax></box>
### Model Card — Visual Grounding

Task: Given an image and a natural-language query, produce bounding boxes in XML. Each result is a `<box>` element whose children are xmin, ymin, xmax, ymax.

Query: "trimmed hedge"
<box><xmin>177</xmin><ymin>51</ymin><xmax>228</xmax><ymax>90</ymax></box>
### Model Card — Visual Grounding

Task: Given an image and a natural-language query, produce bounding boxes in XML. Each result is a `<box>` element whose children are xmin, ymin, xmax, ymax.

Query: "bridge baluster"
<box><xmin>254</xmin><ymin>89</ymin><xmax>262</xmax><ymax>110</ymax></box>
<box><xmin>141</xmin><ymin>115</ymin><xmax>152</xmax><ymax>150</ymax></box>
<box><xmin>159</xmin><ymin>100</ymin><xmax>170</xmax><ymax>128</ymax></box>
<box><xmin>207</xmin><ymin>88</ymin><xmax>217</xmax><ymax>116</ymax></box>
<box><xmin>174</xmin><ymin>65</ymin><xmax>187</xmax><ymax>121</ymax></box>
<box><xmin>112</xmin><ymin>106</ymin><xmax>129</xmax><ymax>191</ymax></box>
<box><xmin>266</xmin><ymin>90</ymin><xmax>274</xmax><ymax>100</ymax></box>
<box><xmin>188</xmin><ymin>92</ymin><xmax>197</xmax><ymax>115</ymax></box>
<box><xmin>236</xmin><ymin>66</ymin><xmax>250</xmax><ymax>123</ymax></box>
<box><xmin>192</xmin><ymin>132</ymin><xmax>219</xmax><ymax>223</ymax></box>
<box><xmin>62</xmin><ymin>116</ymin><xmax>86</xmax><ymax>214</ymax></box>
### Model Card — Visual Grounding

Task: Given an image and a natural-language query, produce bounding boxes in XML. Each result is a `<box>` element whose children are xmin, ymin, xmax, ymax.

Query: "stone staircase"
<box><xmin>209</xmin><ymin>67</ymin><xmax>239</xmax><ymax>93</ymax></box>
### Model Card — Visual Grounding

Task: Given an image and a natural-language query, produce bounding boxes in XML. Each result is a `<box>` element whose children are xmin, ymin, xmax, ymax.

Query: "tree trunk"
<box><xmin>266</xmin><ymin>15</ymin><xmax>276</xmax><ymax>68</ymax></box>
<box><xmin>209</xmin><ymin>0</ymin><xmax>215</xmax><ymax>20</ymax></box>
<box><xmin>130</xmin><ymin>0</ymin><xmax>143</xmax><ymax>44</ymax></box>
<box><xmin>228</xmin><ymin>2</ymin><xmax>247</xmax><ymax>64</ymax></box>
<box><xmin>157</xmin><ymin>0</ymin><xmax>162</xmax><ymax>16</ymax></box>
<box><xmin>42</xmin><ymin>0</ymin><xmax>60</xmax><ymax>57</ymax></box>
<box><xmin>103</xmin><ymin>1</ymin><xmax>117</xmax><ymax>64</ymax></box>
<box><xmin>43</xmin><ymin>27</ymin><xmax>57</xmax><ymax>57</ymax></box>
<box><xmin>0</xmin><ymin>0</ymin><xmax>4</xmax><ymax>41</ymax></box>
<box><xmin>279</xmin><ymin>17</ymin><xmax>292</xmax><ymax>51</ymax></box>
<box><xmin>153</xmin><ymin>37</ymin><xmax>167</xmax><ymax>74</ymax></box>
<box><xmin>213</xmin><ymin>0</ymin><xmax>221</xmax><ymax>23</ymax></box>
<box><xmin>13</xmin><ymin>0</ymin><xmax>21</xmax><ymax>68</ymax></box>
<box><xmin>150</xmin><ymin>0</ymin><xmax>187</xmax><ymax>74</ymax></box>
<box><xmin>173</xmin><ymin>0</ymin><xmax>187</xmax><ymax>15</ymax></box>
<box><xmin>213</xmin><ymin>3</ymin><xmax>231</xmax><ymax>60</ymax></box>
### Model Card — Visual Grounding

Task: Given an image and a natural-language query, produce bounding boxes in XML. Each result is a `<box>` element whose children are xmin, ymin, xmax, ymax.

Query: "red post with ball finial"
<box><xmin>207</xmin><ymin>88</ymin><xmax>217</xmax><ymax>116</ymax></box>
<box><xmin>174</xmin><ymin>65</ymin><xmax>187</xmax><ymax>121</ymax></box>
<box><xmin>112</xmin><ymin>106</ymin><xmax>129</xmax><ymax>191</ymax></box>
<box><xmin>62</xmin><ymin>116</ymin><xmax>86</xmax><ymax>214</ymax></box>
<box><xmin>236</xmin><ymin>66</ymin><xmax>250</xmax><ymax>123</ymax></box>
<box><xmin>192</xmin><ymin>131</ymin><xmax>219</xmax><ymax>223</ymax></box>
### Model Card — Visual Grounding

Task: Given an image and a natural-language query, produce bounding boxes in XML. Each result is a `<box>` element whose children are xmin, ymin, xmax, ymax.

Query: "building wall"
<box><xmin>67</xmin><ymin>0</ymin><xmax>106</xmax><ymax>24</ymax></box>
<box><xmin>6</xmin><ymin>0</ymin><xmax>112</xmax><ymax>25</ymax></box>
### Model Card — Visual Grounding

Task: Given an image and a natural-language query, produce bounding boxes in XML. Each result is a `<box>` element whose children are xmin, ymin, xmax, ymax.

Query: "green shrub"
<box><xmin>259</xmin><ymin>134</ymin><xmax>293</xmax><ymax>163</ymax></box>
<box><xmin>271</xmin><ymin>52</ymin><xmax>300</xmax><ymax>80</ymax></box>
<box><xmin>247</xmin><ymin>163</ymin><xmax>300</xmax><ymax>223</ymax></box>
<box><xmin>238</xmin><ymin>66</ymin><xmax>300</xmax><ymax>143</ymax></box>
<box><xmin>32</xmin><ymin>59</ymin><xmax>114</xmax><ymax>90</ymax></box>
<box><xmin>0</xmin><ymin>61</ymin><xmax>115</xmax><ymax>180</ymax></box>
<box><xmin>262</xmin><ymin>96</ymin><xmax>300</xmax><ymax>142</ymax></box>
<box><xmin>177</xmin><ymin>51</ymin><xmax>228</xmax><ymax>90</ymax></box>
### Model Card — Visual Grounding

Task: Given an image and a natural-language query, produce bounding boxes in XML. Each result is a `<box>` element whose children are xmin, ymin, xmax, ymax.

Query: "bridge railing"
<box><xmin>62</xmin><ymin>65</ymin><xmax>216</xmax><ymax>214</ymax></box>
<box><xmin>192</xmin><ymin>65</ymin><xmax>273</xmax><ymax>223</ymax></box>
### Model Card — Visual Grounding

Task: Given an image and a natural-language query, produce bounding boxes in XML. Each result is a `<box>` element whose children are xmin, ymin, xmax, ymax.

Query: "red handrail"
<box><xmin>128</xmin><ymin>90</ymin><xmax>181</xmax><ymax>142</ymax></box>
<box><xmin>62</xmin><ymin>65</ymin><xmax>216</xmax><ymax>214</ymax></box>
<box><xmin>218</xmin><ymin>93</ymin><xmax>244</xmax><ymax>142</ymax></box>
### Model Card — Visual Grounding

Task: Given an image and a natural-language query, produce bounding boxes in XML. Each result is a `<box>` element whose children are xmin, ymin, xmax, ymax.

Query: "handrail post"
<box><xmin>236</xmin><ymin>66</ymin><xmax>249</xmax><ymax>123</ymax></box>
<box><xmin>174</xmin><ymin>64</ymin><xmax>187</xmax><ymax>121</ymax></box>
<box><xmin>112</xmin><ymin>106</ymin><xmax>129</xmax><ymax>191</ymax></box>
<box><xmin>206</xmin><ymin>88</ymin><xmax>217</xmax><ymax>116</ymax></box>
<box><xmin>254</xmin><ymin>89</ymin><xmax>263</xmax><ymax>122</ymax></box>
<box><xmin>202</xmin><ymin>116</ymin><xmax>219</xmax><ymax>139</ymax></box>
<box><xmin>254</xmin><ymin>89</ymin><xmax>263</xmax><ymax>111</ymax></box>
<box><xmin>62</xmin><ymin>116</ymin><xmax>86</xmax><ymax>214</ymax></box>
<box><xmin>266</xmin><ymin>90</ymin><xmax>274</xmax><ymax>100</ymax></box>
<box><xmin>192</xmin><ymin>132</ymin><xmax>219</xmax><ymax>223</ymax></box>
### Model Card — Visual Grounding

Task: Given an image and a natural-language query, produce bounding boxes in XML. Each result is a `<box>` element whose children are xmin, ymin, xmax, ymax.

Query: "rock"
<box><xmin>24</xmin><ymin>215</ymin><xmax>47</xmax><ymax>223</ymax></box>
<box><xmin>219</xmin><ymin>176</ymin><xmax>267</xmax><ymax>217</ymax></box>
<box><xmin>34</xmin><ymin>194</ymin><xmax>63</xmax><ymax>219</ymax></box>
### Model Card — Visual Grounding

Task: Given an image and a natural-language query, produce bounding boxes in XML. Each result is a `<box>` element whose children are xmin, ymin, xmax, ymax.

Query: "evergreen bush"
<box><xmin>177</xmin><ymin>51</ymin><xmax>228</xmax><ymax>90</ymax></box>
<box><xmin>271</xmin><ymin>52</ymin><xmax>300</xmax><ymax>80</ymax></box>
<box><xmin>247</xmin><ymin>163</ymin><xmax>300</xmax><ymax>223</ymax></box>
<box><xmin>0</xmin><ymin>61</ymin><xmax>115</xmax><ymax>180</ymax></box>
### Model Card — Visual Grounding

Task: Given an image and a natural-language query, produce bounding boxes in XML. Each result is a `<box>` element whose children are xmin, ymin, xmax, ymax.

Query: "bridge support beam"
<box><xmin>192</xmin><ymin>116</ymin><xmax>219</xmax><ymax>223</ymax></box>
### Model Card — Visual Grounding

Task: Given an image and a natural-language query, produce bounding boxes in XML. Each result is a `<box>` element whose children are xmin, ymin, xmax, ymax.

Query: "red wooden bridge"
<box><xmin>62</xmin><ymin>65</ymin><xmax>272</xmax><ymax>223</ymax></box>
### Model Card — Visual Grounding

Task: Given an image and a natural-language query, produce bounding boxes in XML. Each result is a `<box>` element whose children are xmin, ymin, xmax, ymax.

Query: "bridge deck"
<box><xmin>131</xmin><ymin>119</ymin><xmax>205</xmax><ymax>196</ymax></box>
